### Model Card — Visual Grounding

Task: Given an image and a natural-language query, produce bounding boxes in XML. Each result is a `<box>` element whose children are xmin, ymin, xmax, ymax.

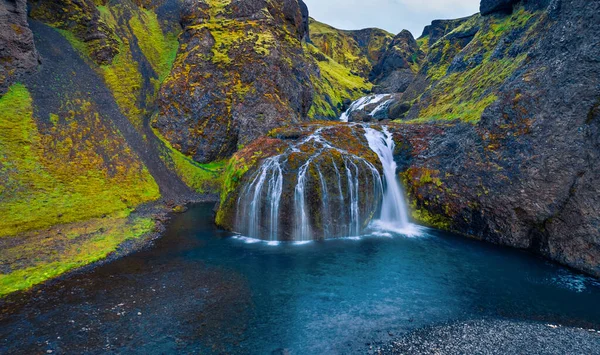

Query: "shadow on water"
<box><xmin>1</xmin><ymin>203</ymin><xmax>600</xmax><ymax>354</ymax></box>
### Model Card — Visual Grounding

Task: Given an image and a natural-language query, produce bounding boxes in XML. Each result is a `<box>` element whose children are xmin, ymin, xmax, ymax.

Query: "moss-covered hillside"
<box><xmin>309</xmin><ymin>18</ymin><xmax>393</xmax><ymax>77</ymax></box>
<box><xmin>0</xmin><ymin>0</ymin><xmax>224</xmax><ymax>296</ymax></box>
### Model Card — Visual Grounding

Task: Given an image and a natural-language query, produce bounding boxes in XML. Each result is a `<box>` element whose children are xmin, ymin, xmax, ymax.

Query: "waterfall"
<box><xmin>364</xmin><ymin>126</ymin><xmax>411</xmax><ymax>231</ymax></box>
<box><xmin>234</xmin><ymin>124</ymin><xmax>415</xmax><ymax>242</ymax></box>
<box><xmin>340</xmin><ymin>94</ymin><xmax>394</xmax><ymax>122</ymax></box>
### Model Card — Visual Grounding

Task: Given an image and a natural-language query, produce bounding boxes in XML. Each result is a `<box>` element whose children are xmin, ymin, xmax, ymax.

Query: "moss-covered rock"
<box><xmin>0</xmin><ymin>0</ymin><xmax>39</xmax><ymax>94</ymax></box>
<box><xmin>309</xmin><ymin>18</ymin><xmax>393</xmax><ymax>78</ymax></box>
<box><xmin>29</xmin><ymin>0</ymin><xmax>120</xmax><ymax>65</ymax></box>
<box><xmin>153</xmin><ymin>0</ymin><xmax>317</xmax><ymax>164</ymax></box>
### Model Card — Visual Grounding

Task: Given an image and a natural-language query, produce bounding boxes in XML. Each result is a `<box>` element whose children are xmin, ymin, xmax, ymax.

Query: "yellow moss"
<box><xmin>153</xmin><ymin>127</ymin><xmax>225</xmax><ymax>194</ymax></box>
<box><xmin>0</xmin><ymin>84</ymin><xmax>160</xmax><ymax>237</ymax></box>
<box><xmin>128</xmin><ymin>8</ymin><xmax>179</xmax><ymax>82</ymax></box>
<box><xmin>0</xmin><ymin>214</ymin><xmax>155</xmax><ymax>297</ymax></box>
<box><xmin>305</xmin><ymin>43</ymin><xmax>371</xmax><ymax>118</ymax></box>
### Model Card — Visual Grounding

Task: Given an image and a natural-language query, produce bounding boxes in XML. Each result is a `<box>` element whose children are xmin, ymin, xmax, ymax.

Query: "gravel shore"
<box><xmin>372</xmin><ymin>319</ymin><xmax>600</xmax><ymax>355</ymax></box>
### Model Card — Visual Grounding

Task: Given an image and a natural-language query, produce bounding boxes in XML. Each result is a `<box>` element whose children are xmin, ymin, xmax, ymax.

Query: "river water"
<box><xmin>1</xmin><ymin>203</ymin><xmax>599</xmax><ymax>354</ymax></box>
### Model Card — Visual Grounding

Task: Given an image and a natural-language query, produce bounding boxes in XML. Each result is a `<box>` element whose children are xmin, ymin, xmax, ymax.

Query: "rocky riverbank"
<box><xmin>371</xmin><ymin>319</ymin><xmax>600</xmax><ymax>355</ymax></box>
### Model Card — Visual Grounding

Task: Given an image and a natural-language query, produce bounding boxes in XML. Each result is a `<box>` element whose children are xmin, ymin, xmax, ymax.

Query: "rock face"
<box><xmin>480</xmin><ymin>0</ymin><xmax>518</xmax><ymax>15</ymax></box>
<box><xmin>29</xmin><ymin>0</ymin><xmax>119</xmax><ymax>65</ymax></box>
<box><xmin>388</xmin><ymin>0</ymin><xmax>600</xmax><ymax>276</ymax></box>
<box><xmin>218</xmin><ymin>0</ymin><xmax>600</xmax><ymax>276</ymax></box>
<box><xmin>154</xmin><ymin>0</ymin><xmax>316</xmax><ymax>164</ymax></box>
<box><xmin>216</xmin><ymin>123</ymin><xmax>384</xmax><ymax>241</ymax></box>
<box><xmin>0</xmin><ymin>0</ymin><xmax>39</xmax><ymax>94</ymax></box>
<box><xmin>370</xmin><ymin>30</ymin><xmax>424</xmax><ymax>93</ymax></box>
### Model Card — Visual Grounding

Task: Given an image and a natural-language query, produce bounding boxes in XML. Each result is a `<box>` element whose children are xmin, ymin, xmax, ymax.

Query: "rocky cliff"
<box><xmin>396</xmin><ymin>0</ymin><xmax>600</xmax><ymax>276</ymax></box>
<box><xmin>153</xmin><ymin>0</ymin><xmax>316</xmax><ymax>164</ymax></box>
<box><xmin>309</xmin><ymin>18</ymin><xmax>393</xmax><ymax>78</ymax></box>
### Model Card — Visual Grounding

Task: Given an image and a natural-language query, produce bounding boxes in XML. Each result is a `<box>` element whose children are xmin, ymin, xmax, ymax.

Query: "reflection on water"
<box><xmin>1</xmin><ymin>203</ymin><xmax>600</xmax><ymax>354</ymax></box>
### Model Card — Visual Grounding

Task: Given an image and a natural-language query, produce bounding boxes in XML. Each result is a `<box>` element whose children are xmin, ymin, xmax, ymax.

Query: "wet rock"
<box><xmin>0</xmin><ymin>0</ymin><xmax>39</xmax><ymax>94</ymax></box>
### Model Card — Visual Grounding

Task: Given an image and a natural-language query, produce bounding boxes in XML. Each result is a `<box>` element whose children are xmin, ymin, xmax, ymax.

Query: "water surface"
<box><xmin>2</xmin><ymin>203</ymin><xmax>599</xmax><ymax>354</ymax></box>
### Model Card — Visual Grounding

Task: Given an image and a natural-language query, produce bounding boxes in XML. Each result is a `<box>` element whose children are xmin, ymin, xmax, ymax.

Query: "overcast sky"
<box><xmin>303</xmin><ymin>0</ymin><xmax>480</xmax><ymax>38</ymax></box>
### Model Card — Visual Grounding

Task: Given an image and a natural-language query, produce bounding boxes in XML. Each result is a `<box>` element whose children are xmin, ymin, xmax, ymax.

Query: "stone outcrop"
<box><xmin>218</xmin><ymin>0</ymin><xmax>600</xmax><ymax>277</ymax></box>
<box><xmin>216</xmin><ymin>123</ymin><xmax>384</xmax><ymax>241</ymax></box>
<box><xmin>369</xmin><ymin>30</ymin><xmax>424</xmax><ymax>93</ymax></box>
<box><xmin>154</xmin><ymin>0</ymin><xmax>316</xmax><ymax>164</ymax></box>
<box><xmin>0</xmin><ymin>0</ymin><xmax>39</xmax><ymax>94</ymax></box>
<box><xmin>380</xmin><ymin>0</ymin><xmax>600</xmax><ymax>276</ymax></box>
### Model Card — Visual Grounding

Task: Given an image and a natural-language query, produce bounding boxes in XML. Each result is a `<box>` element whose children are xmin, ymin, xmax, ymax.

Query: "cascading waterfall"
<box><xmin>340</xmin><ymin>94</ymin><xmax>394</xmax><ymax>122</ymax></box>
<box><xmin>364</xmin><ymin>126</ymin><xmax>412</xmax><ymax>232</ymax></box>
<box><xmin>235</xmin><ymin>124</ymin><xmax>415</xmax><ymax>242</ymax></box>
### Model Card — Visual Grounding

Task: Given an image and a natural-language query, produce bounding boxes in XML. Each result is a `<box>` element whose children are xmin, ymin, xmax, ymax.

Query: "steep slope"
<box><xmin>369</xmin><ymin>30</ymin><xmax>424</xmax><ymax>93</ymax></box>
<box><xmin>217</xmin><ymin>0</ymin><xmax>600</xmax><ymax>277</ymax></box>
<box><xmin>309</xmin><ymin>18</ymin><xmax>393</xmax><ymax>77</ymax></box>
<box><xmin>0</xmin><ymin>0</ymin><xmax>206</xmax><ymax>295</ymax></box>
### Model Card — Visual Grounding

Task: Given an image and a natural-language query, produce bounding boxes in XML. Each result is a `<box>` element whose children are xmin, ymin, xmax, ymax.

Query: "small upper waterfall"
<box><xmin>340</xmin><ymin>94</ymin><xmax>395</xmax><ymax>122</ymax></box>
<box><xmin>364</xmin><ymin>126</ymin><xmax>411</xmax><ymax>231</ymax></box>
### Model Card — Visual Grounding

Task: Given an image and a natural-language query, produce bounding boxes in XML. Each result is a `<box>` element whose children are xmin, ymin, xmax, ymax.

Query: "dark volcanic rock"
<box><xmin>0</xmin><ymin>0</ymin><xmax>39</xmax><ymax>94</ymax></box>
<box><xmin>154</xmin><ymin>0</ymin><xmax>316</xmax><ymax>164</ymax></box>
<box><xmin>480</xmin><ymin>0</ymin><xmax>519</xmax><ymax>15</ymax></box>
<box><xmin>385</xmin><ymin>0</ymin><xmax>600</xmax><ymax>277</ymax></box>
<box><xmin>420</xmin><ymin>17</ymin><xmax>471</xmax><ymax>48</ymax></box>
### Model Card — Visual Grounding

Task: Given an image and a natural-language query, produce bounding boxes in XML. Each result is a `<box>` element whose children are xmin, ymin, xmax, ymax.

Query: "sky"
<box><xmin>303</xmin><ymin>0</ymin><xmax>480</xmax><ymax>38</ymax></box>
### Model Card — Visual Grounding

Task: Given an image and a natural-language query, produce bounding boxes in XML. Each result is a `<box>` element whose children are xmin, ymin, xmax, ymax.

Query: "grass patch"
<box><xmin>305</xmin><ymin>43</ymin><xmax>372</xmax><ymax>118</ymax></box>
<box><xmin>154</xmin><ymin>128</ymin><xmax>226</xmax><ymax>194</ymax></box>
<box><xmin>0</xmin><ymin>83</ymin><xmax>160</xmax><ymax>237</ymax></box>
<box><xmin>0</xmin><ymin>213</ymin><xmax>155</xmax><ymax>297</ymax></box>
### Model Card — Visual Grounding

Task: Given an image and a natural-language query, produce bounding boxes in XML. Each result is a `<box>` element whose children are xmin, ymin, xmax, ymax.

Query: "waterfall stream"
<box><xmin>235</xmin><ymin>125</ymin><xmax>416</xmax><ymax>242</ymax></box>
<box><xmin>364</xmin><ymin>126</ymin><xmax>413</xmax><ymax>233</ymax></box>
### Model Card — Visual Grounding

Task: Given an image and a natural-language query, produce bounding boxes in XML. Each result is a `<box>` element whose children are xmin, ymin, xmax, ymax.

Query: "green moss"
<box><xmin>128</xmin><ymin>8</ymin><xmax>179</xmax><ymax>82</ymax></box>
<box><xmin>0</xmin><ymin>84</ymin><xmax>160</xmax><ymax>237</ymax></box>
<box><xmin>413</xmin><ymin>7</ymin><xmax>540</xmax><ymax>123</ymax></box>
<box><xmin>306</xmin><ymin>43</ymin><xmax>371</xmax><ymax>118</ymax></box>
<box><xmin>0</xmin><ymin>214</ymin><xmax>155</xmax><ymax>297</ymax></box>
<box><xmin>154</xmin><ymin>128</ymin><xmax>226</xmax><ymax>194</ymax></box>
<box><xmin>410</xmin><ymin>201</ymin><xmax>452</xmax><ymax>230</ymax></box>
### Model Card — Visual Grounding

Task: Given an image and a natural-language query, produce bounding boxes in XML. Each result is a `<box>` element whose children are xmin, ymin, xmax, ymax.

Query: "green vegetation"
<box><xmin>0</xmin><ymin>212</ymin><xmax>155</xmax><ymax>297</ymax></box>
<box><xmin>129</xmin><ymin>8</ymin><xmax>179</xmax><ymax>82</ymax></box>
<box><xmin>53</xmin><ymin>4</ymin><xmax>181</xmax><ymax>131</ymax></box>
<box><xmin>413</xmin><ymin>7</ymin><xmax>540</xmax><ymax>123</ymax></box>
<box><xmin>410</xmin><ymin>201</ymin><xmax>452</xmax><ymax>230</ymax></box>
<box><xmin>306</xmin><ymin>43</ymin><xmax>372</xmax><ymax>118</ymax></box>
<box><xmin>154</xmin><ymin>128</ymin><xmax>226</xmax><ymax>194</ymax></box>
<box><xmin>0</xmin><ymin>83</ymin><xmax>160</xmax><ymax>237</ymax></box>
